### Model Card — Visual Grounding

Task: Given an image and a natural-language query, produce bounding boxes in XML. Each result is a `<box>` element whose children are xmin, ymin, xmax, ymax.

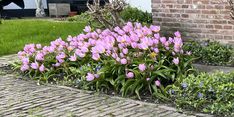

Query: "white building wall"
<box><xmin>126</xmin><ymin>0</ymin><xmax>151</xmax><ymax>12</ymax></box>
<box><xmin>4</xmin><ymin>0</ymin><xmax>48</xmax><ymax>9</ymax></box>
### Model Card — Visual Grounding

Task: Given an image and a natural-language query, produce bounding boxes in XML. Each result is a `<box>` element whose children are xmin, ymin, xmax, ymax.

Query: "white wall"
<box><xmin>4</xmin><ymin>0</ymin><xmax>48</xmax><ymax>9</ymax></box>
<box><xmin>126</xmin><ymin>0</ymin><xmax>151</xmax><ymax>12</ymax></box>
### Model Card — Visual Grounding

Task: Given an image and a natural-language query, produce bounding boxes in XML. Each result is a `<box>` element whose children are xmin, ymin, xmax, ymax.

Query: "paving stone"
<box><xmin>0</xmin><ymin>55</ymin><xmax>212</xmax><ymax>117</ymax></box>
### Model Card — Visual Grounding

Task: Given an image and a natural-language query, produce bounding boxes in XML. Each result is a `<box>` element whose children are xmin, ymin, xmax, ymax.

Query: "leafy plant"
<box><xmin>167</xmin><ymin>72</ymin><xmax>234</xmax><ymax>116</ymax></box>
<box><xmin>67</xmin><ymin>6</ymin><xmax>153</xmax><ymax>29</ymax></box>
<box><xmin>120</xmin><ymin>6</ymin><xmax>152</xmax><ymax>24</ymax></box>
<box><xmin>184</xmin><ymin>40</ymin><xmax>233</xmax><ymax>66</ymax></box>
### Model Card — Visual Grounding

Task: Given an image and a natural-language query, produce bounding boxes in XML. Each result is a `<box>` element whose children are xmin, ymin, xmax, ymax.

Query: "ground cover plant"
<box><xmin>0</xmin><ymin>19</ymin><xmax>86</xmax><ymax>56</ymax></box>
<box><xmin>15</xmin><ymin>22</ymin><xmax>195</xmax><ymax>100</ymax></box>
<box><xmin>168</xmin><ymin>71</ymin><xmax>234</xmax><ymax>116</ymax></box>
<box><xmin>183</xmin><ymin>40</ymin><xmax>233</xmax><ymax>66</ymax></box>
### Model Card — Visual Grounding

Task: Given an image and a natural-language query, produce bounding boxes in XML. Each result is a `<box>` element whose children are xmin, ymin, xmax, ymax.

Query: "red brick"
<box><xmin>152</xmin><ymin>0</ymin><xmax>234</xmax><ymax>43</ymax></box>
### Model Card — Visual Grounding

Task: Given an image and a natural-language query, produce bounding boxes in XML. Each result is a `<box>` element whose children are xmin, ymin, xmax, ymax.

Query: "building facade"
<box><xmin>152</xmin><ymin>0</ymin><xmax>234</xmax><ymax>44</ymax></box>
<box><xmin>2</xmin><ymin>0</ymin><xmax>106</xmax><ymax>17</ymax></box>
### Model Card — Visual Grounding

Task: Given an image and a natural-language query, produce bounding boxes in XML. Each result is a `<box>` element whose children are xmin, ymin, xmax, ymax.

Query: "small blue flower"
<box><xmin>171</xmin><ymin>89</ymin><xmax>175</xmax><ymax>94</ymax></box>
<box><xmin>208</xmin><ymin>87</ymin><xmax>214</xmax><ymax>92</ymax></box>
<box><xmin>79</xmin><ymin>67</ymin><xmax>83</xmax><ymax>70</ymax></box>
<box><xmin>76</xmin><ymin>79</ymin><xmax>81</xmax><ymax>84</ymax></box>
<box><xmin>95</xmin><ymin>66</ymin><xmax>102</xmax><ymax>72</ymax></box>
<box><xmin>168</xmin><ymin>89</ymin><xmax>175</xmax><ymax>95</ymax></box>
<box><xmin>198</xmin><ymin>92</ymin><xmax>203</xmax><ymax>98</ymax></box>
<box><xmin>181</xmin><ymin>82</ymin><xmax>188</xmax><ymax>89</ymax></box>
<box><xmin>199</xmin><ymin>82</ymin><xmax>204</xmax><ymax>87</ymax></box>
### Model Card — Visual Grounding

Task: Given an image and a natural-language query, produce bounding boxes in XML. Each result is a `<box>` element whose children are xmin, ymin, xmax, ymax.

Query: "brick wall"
<box><xmin>152</xmin><ymin>0</ymin><xmax>234</xmax><ymax>44</ymax></box>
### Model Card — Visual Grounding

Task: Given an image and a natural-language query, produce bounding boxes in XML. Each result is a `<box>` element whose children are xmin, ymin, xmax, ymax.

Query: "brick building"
<box><xmin>152</xmin><ymin>0</ymin><xmax>234</xmax><ymax>44</ymax></box>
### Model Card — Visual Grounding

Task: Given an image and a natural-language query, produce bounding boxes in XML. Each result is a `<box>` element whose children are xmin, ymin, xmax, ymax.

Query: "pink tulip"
<box><xmin>84</xmin><ymin>26</ymin><xmax>91</xmax><ymax>33</ymax></box>
<box><xmin>139</xmin><ymin>64</ymin><xmax>146</xmax><ymax>72</ymax></box>
<box><xmin>173</xmin><ymin>57</ymin><xmax>180</xmax><ymax>65</ymax></box>
<box><xmin>86</xmin><ymin>73</ymin><xmax>95</xmax><ymax>81</ymax></box>
<box><xmin>120</xmin><ymin>58</ymin><xmax>127</xmax><ymax>65</ymax></box>
<box><xmin>155</xmin><ymin>80</ymin><xmax>161</xmax><ymax>86</ymax></box>
<box><xmin>39</xmin><ymin>64</ymin><xmax>45</xmax><ymax>72</ymax></box>
<box><xmin>126</xmin><ymin>72</ymin><xmax>134</xmax><ymax>78</ymax></box>
<box><xmin>31</xmin><ymin>62</ymin><xmax>39</xmax><ymax>70</ymax></box>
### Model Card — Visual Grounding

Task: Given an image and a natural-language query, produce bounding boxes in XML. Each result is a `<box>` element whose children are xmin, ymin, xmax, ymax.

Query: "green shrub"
<box><xmin>67</xmin><ymin>6</ymin><xmax>153</xmax><ymax>26</ymax></box>
<box><xmin>184</xmin><ymin>40</ymin><xmax>233</xmax><ymax>66</ymax></box>
<box><xmin>120</xmin><ymin>6</ymin><xmax>152</xmax><ymax>24</ymax></box>
<box><xmin>167</xmin><ymin>72</ymin><xmax>234</xmax><ymax>116</ymax></box>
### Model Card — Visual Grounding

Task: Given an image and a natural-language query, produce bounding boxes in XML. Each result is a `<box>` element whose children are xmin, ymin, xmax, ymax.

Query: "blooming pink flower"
<box><xmin>75</xmin><ymin>49</ymin><xmax>86</xmax><ymax>58</ymax></box>
<box><xmin>155</xmin><ymin>80</ymin><xmax>161</xmax><ymax>86</ymax></box>
<box><xmin>18</xmin><ymin>51</ymin><xmax>26</xmax><ymax>59</ymax></box>
<box><xmin>20</xmin><ymin>64</ymin><xmax>29</xmax><ymax>71</ymax></box>
<box><xmin>92</xmin><ymin>53</ymin><xmax>100</xmax><ymax>61</ymax></box>
<box><xmin>24</xmin><ymin>44</ymin><xmax>36</xmax><ymax>54</ymax></box>
<box><xmin>131</xmin><ymin>42</ymin><xmax>138</xmax><ymax>48</ymax></box>
<box><xmin>53</xmin><ymin>63</ymin><xmax>61</xmax><ymax>67</ymax></box>
<box><xmin>116</xmin><ymin>57</ymin><xmax>121</xmax><ymax>62</ymax></box>
<box><xmin>139</xmin><ymin>43</ymin><xmax>148</xmax><ymax>50</ymax></box>
<box><xmin>120</xmin><ymin>53</ymin><xmax>125</xmax><ymax>58</ymax></box>
<box><xmin>94</xmin><ymin>74</ymin><xmax>100</xmax><ymax>78</ymax></box>
<box><xmin>81</xmin><ymin>47</ymin><xmax>89</xmax><ymax>53</ymax></box>
<box><xmin>22</xmin><ymin>58</ymin><xmax>29</xmax><ymax>64</ymax></box>
<box><xmin>135</xmin><ymin>22</ymin><xmax>142</xmax><ymax>29</ymax></box>
<box><xmin>84</xmin><ymin>26</ymin><xmax>91</xmax><ymax>32</ymax></box>
<box><xmin>139</xmin><ymin>64</ymin><xmax>146</xmax><ymax>72</ymax></box>
<box><xmin>67</xmin><ymin>46</ymin><xmax>74</xmax><ymax>51</ymax></box>
<box><xmin>173</xmin><ymin>57</ymin><xmax>180</xmax><ymax>65</ymax></box>
<box><xmin>146</xmin><ymin>78</ymin><xmax>150</xmax><ymax>81</ymax></box>
<box><xmin>126</xmin><ymin>72</ymin><xmax>134</xmax><ymax>78</ymax></box>
<box><xmin>69</xmin><ymin>54</ymin><xmax>77</xmax><ymax>61</ymax></box>
<box><xmin>150</xmin><ymin>25</ymin><xmax>160</xmax><ymax>32</ymax></box>
<box><xmin>86</xmin><ymin>73</ymin><xmax>95</xmax><ymax>81</ymax></box>
<box><xmin>36</xmin><ymin>44</ymin><xmax>42</xmax><ymax>49</ymax></box>
<box><xmin>160</xmin><ymin>37</ymin><xmax>167</xmax><ymax>45</ymax></box>
<box><xmin>120</xmin><ymin>58</ymin><xmax>127</xmax><ymax>65</ymax></box>
<box><xmin>186</xmin><ymin>51</ymin><xmax>192</xmax><ymax>55</ymax></box>
<box><xmin>36</xmin><ymin>52</ymin><xmax>44</xmax><ymax>61</ymax></box>
<box><xmin>39</xmin><ymin>64</ymin><xmax>45</xmax><ymax>72</ymax></box>
<box><xmin>153</xmin><ymin>48</ymin><xmax>159</xmax><ymax>53</ymax></box>
<box><xmin>174</xmin><ymin>37</ymin><xmax>183</xmax><ymax>53</ymax></box>
<box><xmin>154</xmin><ymin>33</ymin><xmax>160</xmax><ymax>39</ymax></box>
<box><xmin>174</xmin><ymin>31</ymin><xmax>181</xmax><ymax>37</ymax></box>
<box><xmin>31</xmin><ymin>62</ymin><xmax>39</xmax><ymax>70</ymax></box>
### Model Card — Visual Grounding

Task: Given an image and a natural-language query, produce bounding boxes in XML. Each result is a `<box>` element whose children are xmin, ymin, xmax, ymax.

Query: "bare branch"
<box><xmin>87</xmin><ymin>0</ymin><xmax>127</xmax><ymax>29</ymax></box>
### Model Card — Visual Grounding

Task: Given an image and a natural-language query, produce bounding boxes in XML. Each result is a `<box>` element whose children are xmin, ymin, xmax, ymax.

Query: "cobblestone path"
<box><xmin>0</xmin><ymin>55</ymin><xmax>210</xmax><ymax>117</ymax></box>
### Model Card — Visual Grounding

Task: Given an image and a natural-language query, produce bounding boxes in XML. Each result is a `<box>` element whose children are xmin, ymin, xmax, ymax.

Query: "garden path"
<box><xmin>0</xmin><ymin>55</ymin><xmax>211</xmax><ymax>117</ymax></box>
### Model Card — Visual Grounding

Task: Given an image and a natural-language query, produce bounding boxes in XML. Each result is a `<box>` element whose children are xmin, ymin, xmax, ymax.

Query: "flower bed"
<box><xmin>13</xmin><ymin>22</ymin><xmax>234</xmax><ymax>116</ymax></box>
<box><xmin>16</xmin><ymin>22</ymin><xmax>194</xmax><ymax>100</ymax></box>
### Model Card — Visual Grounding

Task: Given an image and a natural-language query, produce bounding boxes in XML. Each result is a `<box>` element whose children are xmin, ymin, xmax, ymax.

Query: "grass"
<box><xmin>0</xmin><ymin>19</ymin><xmax>86</xmax><ymax>56</ymax></box>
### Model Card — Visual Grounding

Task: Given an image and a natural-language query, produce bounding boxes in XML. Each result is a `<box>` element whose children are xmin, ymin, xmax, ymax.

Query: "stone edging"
<box><xmin>193</xmin><ymin>64</ymin><xmax>234</xmax><ymax>73</ymax></box>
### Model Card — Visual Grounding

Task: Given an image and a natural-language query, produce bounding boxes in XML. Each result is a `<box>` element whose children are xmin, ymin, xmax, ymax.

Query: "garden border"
<box><xmin>0</xmin><ymin>54</ymin><xmax>215</xmax><ymax>117</ymax></box>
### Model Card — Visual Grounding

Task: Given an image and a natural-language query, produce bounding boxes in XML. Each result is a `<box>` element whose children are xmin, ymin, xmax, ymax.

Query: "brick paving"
<box><xmin>0</xmin><ymin>55</ymin><xmax>211</xmax><ymax>117</ymax></box>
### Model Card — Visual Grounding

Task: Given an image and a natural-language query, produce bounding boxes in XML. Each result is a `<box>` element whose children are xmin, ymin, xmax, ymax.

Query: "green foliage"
<box><xmin>67</xmin><ymin>6</ymin><xmax>153</xmax><ymax>27</ymax></box>
<box><xmin>120</xmin><ymin>6</ymin><xmax>152</xmax><ymax>24</ymax></box>
<box><xmin>168</xmin><ymin>72</ymin><xmax>234</xmax><ymax>116</ymax></box>
<box><xmin>184</xmin><ymin>40</ymin><xmax>233</xmax><ymax>66</ymax></box>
